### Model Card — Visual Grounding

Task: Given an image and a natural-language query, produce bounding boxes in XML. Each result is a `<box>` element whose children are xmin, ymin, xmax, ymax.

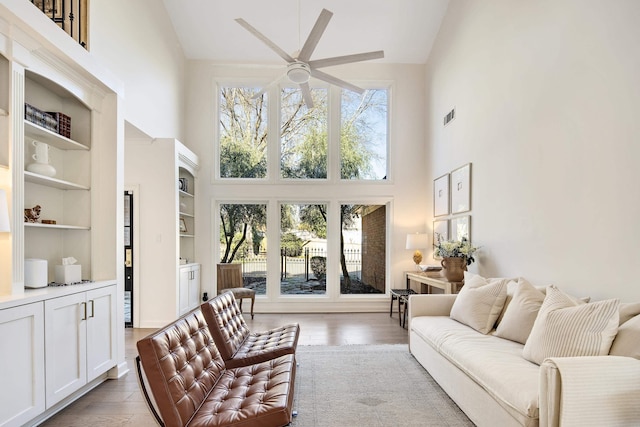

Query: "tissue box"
<box><xmin>55</xmin><ymin>265</ymin><xmax>82</xmax><ymax>284</ymax></box>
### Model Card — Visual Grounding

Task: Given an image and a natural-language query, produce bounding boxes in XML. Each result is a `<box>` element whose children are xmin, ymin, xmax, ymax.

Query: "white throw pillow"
<box><xmin>494</xmin><ymin>278</ymin><xmax>544</xmax><ymax>344</ymax></box>
<box><xmin>609</xmin><ymin>313</ymin><xmax>640</xmax><ymax>359</ymax></box>
<box><xmin>619</xmin><ymin>302</ymin><xmax>640</xmax><ymax>325</ymax></box>
<box><xmin>450</xmin><ymin>272</ymin><xmax>508</xmax><ymax>334</ymax></box>
<box><xmin>522</xmin><ymin>285</ymin><xmax>620</xmax><ymax>365</ymax></box>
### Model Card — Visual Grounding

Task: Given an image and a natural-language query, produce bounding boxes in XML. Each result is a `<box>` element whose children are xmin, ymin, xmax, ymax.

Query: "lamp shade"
<box><xmin>406</xmin><ymin>233</ymin><xmax>429</xmax><ymax>250</ymax></box>
<box><xmin>0</xmin><ymin>189</ymin><xmax>9</xmax><ymax>232</ymax></box>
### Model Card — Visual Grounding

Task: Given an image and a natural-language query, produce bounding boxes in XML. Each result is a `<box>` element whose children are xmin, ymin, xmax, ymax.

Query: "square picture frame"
<box><xmin>432</xmin><ymin>219</ymin><xmax>449</xmax><ymax>259</ymax></box>
<box><xmin>433</xmin><ymin>173</ymin><xmax>450</xmax><ymax>217</ymax></box>
<box><xmin>451</xmin><ymin>163</ymin><xmax>471</xmax><ymax>214</ymax></box>
<box><xmin>450</xmin><ymin>215</ymin><xmax>471</xmax><ymax>242</ymax></box>
<box><xmin>179</xmin><ymin>217</ymin><xmax>188</xmax><ymax>233</ymax></box>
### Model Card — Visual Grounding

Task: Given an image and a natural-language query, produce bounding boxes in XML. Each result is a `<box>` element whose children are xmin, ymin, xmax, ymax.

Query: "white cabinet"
<box><xmin>0</xmin><ymin>302</ymin><xmax>45</xmax><ymax>427</ymax></box>
<box><xmin>44</xmin><ymin>284</ymin><xmax>116</xmax><ymax>408</ymax></box>
<box><xmin>179</xmin><ymin>264</ymin><xmax>201</xmax><ymax>316</ymax></box>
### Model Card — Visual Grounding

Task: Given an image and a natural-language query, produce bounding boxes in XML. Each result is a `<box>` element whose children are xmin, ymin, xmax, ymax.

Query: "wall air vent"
<box><xmin>444</xmin><ymin>108</ymin><xmax>455</xmax><ymax>126</ymax></box>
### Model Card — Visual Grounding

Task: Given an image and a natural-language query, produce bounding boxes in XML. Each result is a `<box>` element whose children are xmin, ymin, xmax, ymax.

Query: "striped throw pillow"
<box><xmin>522</xmin><ymin>285</ymin><xmax>619</xmax><ymax>365</ymax></box>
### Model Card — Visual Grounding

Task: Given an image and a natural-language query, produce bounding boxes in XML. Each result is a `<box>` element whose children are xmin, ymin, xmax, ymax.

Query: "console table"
<box><xmin>405</xmin><ymin>271</ymin><xmax>464</xmax><ymax>294</ymax></box>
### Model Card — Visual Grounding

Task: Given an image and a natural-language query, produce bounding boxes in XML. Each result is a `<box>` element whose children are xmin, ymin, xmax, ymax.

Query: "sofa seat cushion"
<box><xmin>411</xmin><ymin>316</ymin><xmax>539</xmax><ymax>421</ymax></box>
<box><xmin>190</xmin><ymin>354</ymin><xmax>296</xmax><ymax>427</ymax></box>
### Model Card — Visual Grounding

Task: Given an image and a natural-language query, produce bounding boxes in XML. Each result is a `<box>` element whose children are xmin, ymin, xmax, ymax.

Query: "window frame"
<box><xmin>214</xmin><ymin>80</ymin><xmax>392</xmax><ymax>184</ymax></box>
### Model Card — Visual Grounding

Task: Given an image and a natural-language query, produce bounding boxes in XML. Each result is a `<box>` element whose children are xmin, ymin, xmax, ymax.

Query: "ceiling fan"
<box><xmin>235</xmin><ymin>8</ymin><xmax>384</xmax><ymax>108</ymax></box>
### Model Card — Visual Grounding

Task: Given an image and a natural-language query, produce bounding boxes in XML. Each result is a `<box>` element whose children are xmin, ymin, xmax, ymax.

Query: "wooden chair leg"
<box><xmin>250</xmin><ymin>295</ymin><xmax>255</xmax><ymax>319</ymax></box>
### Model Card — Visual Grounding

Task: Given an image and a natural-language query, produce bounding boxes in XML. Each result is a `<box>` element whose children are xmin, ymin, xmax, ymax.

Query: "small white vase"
<box><xmin>27</xmin><ymin>161</ymin><xmax>57</xmax><ymax>177</ymax></box>
<box><xmin>26</xmin><ymin>140</ymin><xmax>56</xmax><ymax>177</ymax></box>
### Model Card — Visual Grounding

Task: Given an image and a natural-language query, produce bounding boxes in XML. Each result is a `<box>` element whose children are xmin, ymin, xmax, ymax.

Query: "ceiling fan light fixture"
<box><xmin>287</xmin><ymin>62</ymin><xmax>311</xmax><ymax>84</ymax></box>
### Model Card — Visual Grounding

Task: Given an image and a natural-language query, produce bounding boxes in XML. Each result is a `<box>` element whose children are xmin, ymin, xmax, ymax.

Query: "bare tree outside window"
<box><xmin>341</xmin><ymin>89</ymin><xmax>388</xmax><ymax>180</ymax></box>
<box><xmin>281</xmin><ymin>87</ymin><xmax>328</xmax><ymax>179</ymax></box>
<box><xmin>219</xmin><ymin>87</ymin><xmax>268</xmax><ymax>178</ymax></box>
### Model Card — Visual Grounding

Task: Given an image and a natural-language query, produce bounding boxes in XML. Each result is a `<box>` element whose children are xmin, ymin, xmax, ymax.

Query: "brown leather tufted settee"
<box><xmin>136</xmin><ymin>308</ymin><xmax>296</xmax><ymax>427</ymax></box>
<box><xmin>201</xmin><ymin>291</ymin><xmax>300</xmax><ymax>368</ymax></box>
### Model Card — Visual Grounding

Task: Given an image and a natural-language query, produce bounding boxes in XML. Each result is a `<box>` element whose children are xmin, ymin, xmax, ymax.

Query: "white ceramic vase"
<box><xmin>26</xmin><ymin>140</ymin><xmax>56</xmax><ymax>177</ymax></box>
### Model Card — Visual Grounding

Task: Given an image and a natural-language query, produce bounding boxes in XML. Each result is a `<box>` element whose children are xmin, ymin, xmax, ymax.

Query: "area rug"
<box><xmin>290</xmin><ymin>344</ymin><xmax>474</xmax><ymax>427</ymax></box>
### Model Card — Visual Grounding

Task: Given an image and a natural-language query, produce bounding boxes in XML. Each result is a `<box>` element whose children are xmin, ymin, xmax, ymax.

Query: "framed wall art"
<box><xmin>450</xmin><ymin>215</ymin><xmax>470</xmax><ymax>241</ymax></box>
<box><xmin>432</xmin><ymin>219</ymin><xmax>449</xmax><ymax>259</ymax></box>
<box><xmin>450</xmin><ymin>163</ymin><xmax>471</xmax><ymax>214</ymax></box>
<box><xmin>433</xmin><ymin>173</ymin><xmax>450</xmax><ymax>217</ymax></box>
<box><xmin>179</xmin><ymin>217</ymin><xmax>188</xmax><ymax>233</ymax></box>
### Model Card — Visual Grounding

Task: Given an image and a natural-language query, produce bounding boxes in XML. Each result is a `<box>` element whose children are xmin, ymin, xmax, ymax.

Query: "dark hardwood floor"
<box><xmin>39</xmin><ymin>311</ymin><xmax>408</xmax><ymax>426</ymax></box>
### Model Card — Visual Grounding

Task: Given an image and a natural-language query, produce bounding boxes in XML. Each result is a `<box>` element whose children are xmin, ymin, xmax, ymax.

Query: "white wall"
<box><xmin>89</xmin><ymin>0</ymin><xmax>185</xmax><ymax>140</ymax></box>
<box><xmin>184</xmin><ymin>62</ymin><xmax>429</xmax><ymax>311</ymax></box>
<box><xmin>426</xmin><ymin>0</ymin><xmax>640</xmax><ymax>302</ymax></box>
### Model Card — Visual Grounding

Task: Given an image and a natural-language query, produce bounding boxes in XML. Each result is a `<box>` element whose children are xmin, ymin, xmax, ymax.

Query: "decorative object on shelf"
<box><xmin>26</xmin><ymin>140</ymin><xmax>56</xmax><ymax>177</ymax></box>
<box><xmin>406</xmin><ymin>232</ymin><xmax>429</xmax><ymax>270</ymax></box>
<box><xmin>55</xmin><ymin>256</ymin><xmax>82</xmax><ymax>285</ymax></box>
<box><xmin>440</xmin><ymin>257</ymin><xmax>467</xmax><ymax>282</ymax></box>
<box><xmin>433</xmin><ymin>173</ymin><xmax>450</xmax><ymax>217</ymax></box>
<box><xmin>46</xmin><ymin>111</ymin><xmax>71</xmax><ymax>138</ymax></box>
<box><xmin>451</xmin><ymin>163</ymin><xmax>472</xmax><ymax>214</ymax></box>
<box><xmin>178</xmin><ymin>178</ymin><xmax>188</xmax><ymax>192</ymax></box>
<box><xmin>25</xmin><ymin>103</ymin><xmax>57</xmax><ymax>132</ymax></box>
<box><xmin>24</xmin><ymin>258</ymin><xmax>48</xmax><ymax>288</ymax></box>
<box><xmin>434</xmin><ymin>236</ymin><xmax>479</xmax><ymax>282</ymax></box>
<box><xmin>0</xmin><ymin>189</ymin><xmax>9</xmax><ymax>232</ymax></box>
<box><xmin>24</xmin><ymin>205</ymin><xmax>42</xmax><ymax>223</ymax></box>
<box><xmin>41</xmin><ymin>219</ymin><xmax>57</xmax><ymax>224</ymax></box>
<box><xmin>179</xmin><ymin>217</ymin><xmax>188</xmax><ymax>233</ymax></box>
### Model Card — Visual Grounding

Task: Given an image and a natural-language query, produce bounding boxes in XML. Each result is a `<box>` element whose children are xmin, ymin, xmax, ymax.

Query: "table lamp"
<box><xmin>406</xmin><ymin>232</ymin><xmax>429</xmax><ymax>270</ymax></box>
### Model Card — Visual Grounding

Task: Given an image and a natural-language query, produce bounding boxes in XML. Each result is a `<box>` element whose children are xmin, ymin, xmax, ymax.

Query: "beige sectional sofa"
<box><xmin>408</xmin><ymin>273</ymin><xmax>640</xmax><ymax>427</ymax></box>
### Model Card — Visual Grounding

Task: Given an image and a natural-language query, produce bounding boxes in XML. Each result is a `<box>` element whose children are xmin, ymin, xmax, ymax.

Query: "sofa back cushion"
<box><xmin>201</xmin><ymin>291</ymin><xmax>251</xmax><ymax>361</ymax></box>
<box><xmin>136</xmin><ymin>309</ymin><xmax>225</xmax><ymax>427</ymax></box>
<box><xmin>523</xmin><ymin>285</ymin><xmax>620</xmax><ymax>365</ymax></box>
<box><xmin>609</xmin><ymin>312</ymin><xmax>640</xmax><ymax>359</ymax></box>
<box><xmin>494</xmin><ymin>278</ymin><xmax>544</xmax><ymax>344</ymax></box>
<box><xmin>450</xmin><ymin>272</ymin><xmax>508</xmax><ymax>334</ymax></box>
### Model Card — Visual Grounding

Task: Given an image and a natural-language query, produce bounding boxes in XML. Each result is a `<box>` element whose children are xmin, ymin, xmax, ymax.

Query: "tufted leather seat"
<box><xmin>136</xmin><ymin>308</ymin><xmax>296</xmax><ymax>427</ymax></box>
<box><xmin>201</xmin><ymin>292</ymin><xmax>300</xmax><ymax>369</ymax></box>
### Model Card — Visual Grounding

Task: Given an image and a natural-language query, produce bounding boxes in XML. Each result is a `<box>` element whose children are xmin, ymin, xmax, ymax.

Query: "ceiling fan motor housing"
<box><xmin>287</xmin><ymin>62</ymin><xmax>311</xmax><ymax>84</ymax></box>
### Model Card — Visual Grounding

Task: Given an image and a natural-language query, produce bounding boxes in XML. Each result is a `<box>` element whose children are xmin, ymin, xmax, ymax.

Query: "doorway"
<box><xmin>124</xmin><ymin>190</ymin><xmax>134</xmax><ymax>327</ymax></box>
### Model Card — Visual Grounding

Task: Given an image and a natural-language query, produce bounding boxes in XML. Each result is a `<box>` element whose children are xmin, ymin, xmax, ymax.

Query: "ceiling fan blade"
<box><xmin>310</xmin><ymin>69</ymin><xmax>365</xmax><ymax>94</ymax></box>
<box><xmin>309</xmin><ymin>50</ymin><xmax>385</xmax><ymax>69</ymax></box>
<box><xmin>235</xmin><ymin>18</ymin><xmax>295</xmax><ymax>63</ymax></box>
<box><xmin>297</xmin><ymin>9</ymin><xmax>333</xmax><ymax>62</ymax></box>
<box><xmin>299</xmin><ymin>82</ymin><xmax>314</xmax><ymax>109</ymax></box>
<box><xmin>251</xmin><ymin>73</ymin><xmax>286</xmax><ymax>99</ymax></box>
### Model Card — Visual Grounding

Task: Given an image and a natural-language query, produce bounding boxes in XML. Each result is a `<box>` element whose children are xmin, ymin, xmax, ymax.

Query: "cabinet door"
<box><xmin>44</xmin><ymin>292</ymin><xmax>87</xmax><ymax>408</ymax></box>
<box><xmin>86</xmin><ymin>286</ymin><xmax>117</xmax><ymax>382</ymax></box>
<box><xmin>188</xmin><ymin>265</ymin><xmax>201</xmax><ymax>311</ymax></box>
<box><xmin>0</xmin><ymin>303</ymin><xmax>45</xmax><ymax>427</ymax></box>
<box><xmin>178</xmin><ymin>267</ymin><xmax>190</xmax><ymax>316</ymax></box>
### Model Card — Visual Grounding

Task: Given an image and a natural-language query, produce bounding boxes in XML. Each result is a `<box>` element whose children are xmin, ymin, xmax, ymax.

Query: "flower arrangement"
<box><xmin>434</xmin><ymin>236</ymin><xmax>478</xmax><ymax>266</ymax></box>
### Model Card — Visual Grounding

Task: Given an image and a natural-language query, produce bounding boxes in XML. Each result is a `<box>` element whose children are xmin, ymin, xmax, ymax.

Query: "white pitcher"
<box><xmin>26</xmin><ymin>140</ymin><xmax>56</xmax><ymax>177</ymax></box>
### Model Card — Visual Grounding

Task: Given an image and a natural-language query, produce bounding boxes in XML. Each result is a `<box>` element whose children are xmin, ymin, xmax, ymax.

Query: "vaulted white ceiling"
<box><xmin>161</xmin><ymin>0</ymin><xmax>450</xmax><ymax>65</ymax></box>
